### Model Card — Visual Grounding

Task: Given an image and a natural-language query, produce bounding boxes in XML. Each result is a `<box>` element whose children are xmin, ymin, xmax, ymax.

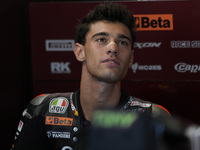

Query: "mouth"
<box><xmin>102</xmin><ymin>58</ymin><xmax>120</xmax><ymax>66</ymax></box>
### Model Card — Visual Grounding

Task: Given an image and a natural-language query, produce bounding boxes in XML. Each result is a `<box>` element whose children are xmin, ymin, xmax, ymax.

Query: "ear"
<box><xmin>128</xmin><ymin>50</ymin><xmax>134</xmax><ymax>68</ymax></box>
<box><xmin>73</xmin><ymin>43</ymin><xmax>86</xmax><ymax>62</ymax></box>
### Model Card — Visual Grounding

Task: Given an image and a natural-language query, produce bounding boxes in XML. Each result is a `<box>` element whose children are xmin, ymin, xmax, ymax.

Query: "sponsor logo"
<box><xmin>171</xmin><ymin>40</ymin><xmax>200</xmax><ymax>48</ymax></box>
<box><xmin>22</xmin><ymin>109</ymin><xmax>32</xmax><ymax>119</ymax></box>
<box><xmin>45</xmin><ymin>40</ymin><xmax>74</xmax><ymax>51</ymax></box>
<box><xmin>174</xmin><ymin>62</ymin><xmax>200</xmax><ymax>73</ymax></box>
<box><xmin>132</xmin><ymin>62</ymin><xmax>162</xmax><ymax>73</ymax></box>
<box><xmin>70</xmin><ymin>99</ymin><xmax>78</xmax><ymax>116</ymax></box>
<box><xmin>12</xmin><ymin>144</ymin><xmax>15</xmax><ymax>149</ymax></box>
<box><xmin>46</xmin><ymin>131</ymin><xmax>70</xmax><ymax>139</ymax></box>
<box><xmin>191</xmin><ymin>41</ymin><xmax>200</xmax><ymax>48</ymax></box>
<box><xmin>62</xmin><ymin>146</ymin><xmax>73</xmax><ymax>150</ymax></box>
<box><xmin>134</xmin><ymin>14</ymin><xmax>173</xmax><ymax>31</ymax></box>
<box><xmin>51</xmin><ymin>62</ymin><xmax>71</xmax><ymax>74</ymax></box>
<box><xmin>17</xmin><ymin>120</ymin><xmax>23</xmax><ymax>132</ymax></box>
<box><xmin>130</xmin><ymin>101</ymin><xmax>151</xmax><ymax>108</ymax></box>
<box><xmin>45</xmin><ymin>116</ymin><xmax>73</xmax><ymax>126</ymax></box>
<box><xmin>49</xmin><ymin>97</ymin><xmax>69</xmax><ymax>114</ymax></box>
<box><xmin>134</xmin><ymin>42</ymin><xmax>162</xmax><ymax>49</ymax></box>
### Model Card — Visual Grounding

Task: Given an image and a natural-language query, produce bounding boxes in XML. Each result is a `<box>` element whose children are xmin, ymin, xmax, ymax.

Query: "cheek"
<box><xmin>85</xmin><ymin>49</ymin><xmax>99</xmax><ymax>68</ymax></box>
<box><xmin>85</xmin><ymin>44</ymin><xmax>104</xmax><ymax>63</ymax></box>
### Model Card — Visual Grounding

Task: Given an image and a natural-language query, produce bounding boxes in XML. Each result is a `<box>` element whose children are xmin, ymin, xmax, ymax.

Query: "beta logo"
<box><xmin>134</xmin><ymin>14</ymin><xmax>173</xmax><ymax>31</ymax></box>
<box><xmin>49</xmin><ymin>97</ymin><xmax>69</xmax><ymax>114</ymax></box>
<box><xmin>45</xmin><ymin>116</ymin><xmax>73</xmax><ymax>126</ymax></box>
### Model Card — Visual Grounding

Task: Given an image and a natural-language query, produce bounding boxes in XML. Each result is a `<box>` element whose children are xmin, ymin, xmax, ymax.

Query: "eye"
<box><xmin>97</xmin><ymin>38</ymin><xmax>107</xmax><ymax>43</ymax></box>
<box><xmin>118</xmin><ymin>40</ymin><xmax>129</xmax><ymax>46</ymax></box>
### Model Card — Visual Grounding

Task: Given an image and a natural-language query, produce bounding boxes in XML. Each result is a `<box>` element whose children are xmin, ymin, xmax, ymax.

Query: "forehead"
<box><xmin>87</xmin><ymin>21</ymin><xmax>131</xmax><ymax>39</ymax></box>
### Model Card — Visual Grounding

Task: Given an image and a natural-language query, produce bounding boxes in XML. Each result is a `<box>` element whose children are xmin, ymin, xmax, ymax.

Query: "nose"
<box><xmin>106</xmin><ymin>41</ymin><xmax>118</xmax><ymax>55</ymax></box>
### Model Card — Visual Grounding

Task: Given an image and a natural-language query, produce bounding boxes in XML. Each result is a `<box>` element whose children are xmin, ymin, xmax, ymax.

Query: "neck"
<box><xmin>79</xmin><ymin>68</ymin><xmax>121</xmax><ymax>121</ymax></box>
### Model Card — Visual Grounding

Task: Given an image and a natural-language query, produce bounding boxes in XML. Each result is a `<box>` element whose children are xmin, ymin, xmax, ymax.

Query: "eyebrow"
<box><xmin>91</xmin><ymin>32</ymin><xmax>109</xmax><ymax>39</ymax></box>
<box><xmin>118</xmin><ymin>34</ymin><xmax>132</xmax><ymax>44</ymax></box>
<box><xmin>91</xmin><ymin>32</ymin><xmax>131</xmax><ymax>44</ymax></box>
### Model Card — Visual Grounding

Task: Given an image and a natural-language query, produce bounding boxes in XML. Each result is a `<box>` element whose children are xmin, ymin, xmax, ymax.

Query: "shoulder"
<box><xmin>26</xmin><ymin>92</ymin><xmax>74</xmax><ymax>117</ymax></box>
<box><xmin>122</xmin><ymin>94</ymin><xmax>171</xmax><ymax>118</ymax></box>
<box><xmin>30</xmin><ymin>94</ymin><xmax>49</xmax><ymax>106</ymax></box>
<box><xmin>133</xmin><ymin>96</ymin><xmax>171</xmax><ymax>118</ymax></box>
<box><xmin>152</xmin><ymin>104</ymin><xmax>171</xmax><ymax>118</ymax></box>
<box><xmin>30</xmin><ymin>92</ymin><xmax>73</xmax><ymax>106</ymax></box>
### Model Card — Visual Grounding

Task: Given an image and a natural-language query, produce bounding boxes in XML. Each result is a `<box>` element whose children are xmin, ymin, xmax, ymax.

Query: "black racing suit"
<box><xmin>11</xmin><ymin>90</ymin><xmax>171</xmax><ymax>150</ymax></box>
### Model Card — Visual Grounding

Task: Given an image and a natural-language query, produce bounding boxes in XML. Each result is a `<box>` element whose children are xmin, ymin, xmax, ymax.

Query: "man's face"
<box><xmin>80</xmin><ymin>21</ymin><xmax>133</xmax><ymax>83</ymax></box>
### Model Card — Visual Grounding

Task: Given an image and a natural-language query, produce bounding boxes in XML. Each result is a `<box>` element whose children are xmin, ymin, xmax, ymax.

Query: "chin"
<box><xmin>98</xmin><ymin>75</ymin><xmax>122</xmax><ymax>83</ymax></box>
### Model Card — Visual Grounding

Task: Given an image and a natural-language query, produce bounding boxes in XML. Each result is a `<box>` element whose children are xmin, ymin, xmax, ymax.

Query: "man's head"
<box><xmin>74</xmin><ymin>3</ymin><xmax>136</xmax><ymax>83</ymax></box>
<box><xmin>76</xmin><ymin>2</ymin><xmax>136</xmax><ymax>49</ymax></box>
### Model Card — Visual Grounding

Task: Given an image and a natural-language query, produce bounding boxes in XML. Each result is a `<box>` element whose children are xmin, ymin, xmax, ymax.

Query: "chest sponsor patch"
<box><xmin>45</xmin><ymin>116</ymin><xmax>73</xmax><ymax>126</ymax></box>
<box><xmin>49</xmin><ymin>97</ymin><xmax>69</xmax><ymax>114</ymax></box>
<box><xmin>46</xmin><ymin>131</ymin><xmax>70</xmax><ymax>139</ymax></box>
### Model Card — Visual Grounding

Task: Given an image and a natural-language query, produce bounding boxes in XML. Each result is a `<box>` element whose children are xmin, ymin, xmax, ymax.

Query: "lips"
<box><xmin>102</xmin><ymin>58</ymin><xmax>120</xmax><ymax>65</ymax></box>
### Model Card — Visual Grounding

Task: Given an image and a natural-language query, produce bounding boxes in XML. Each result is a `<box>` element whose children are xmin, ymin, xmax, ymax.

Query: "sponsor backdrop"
<box><xmin>30</xmin><ymin>1</ymin><xmax>200</xmax><ymax>123</ymax></box>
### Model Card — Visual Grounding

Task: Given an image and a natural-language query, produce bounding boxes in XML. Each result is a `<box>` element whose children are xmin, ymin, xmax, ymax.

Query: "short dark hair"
<box><xmin>75</xmin><ymin>2</ymin><xmax>137</xmax><ymax>49</ymax></box>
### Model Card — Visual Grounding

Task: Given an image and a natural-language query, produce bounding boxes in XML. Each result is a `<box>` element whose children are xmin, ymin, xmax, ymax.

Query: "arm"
<box><xmin>12</xmin><ymin>94</ymin><xmax>49</xmax><ymax>150</ymax></box>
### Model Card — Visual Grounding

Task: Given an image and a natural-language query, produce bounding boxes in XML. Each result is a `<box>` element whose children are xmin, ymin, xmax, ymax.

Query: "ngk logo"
<box><xmin>134</xmin><ymin>14</ymin><xmax>173</xmax><ymax>31</ymax></box>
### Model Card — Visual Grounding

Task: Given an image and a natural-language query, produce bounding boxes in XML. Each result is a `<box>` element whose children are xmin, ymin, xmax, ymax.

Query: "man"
<box><xmin>12</xmin><ymin>2</ymin><xmax>171</xmax><ymax>150</ymax></box>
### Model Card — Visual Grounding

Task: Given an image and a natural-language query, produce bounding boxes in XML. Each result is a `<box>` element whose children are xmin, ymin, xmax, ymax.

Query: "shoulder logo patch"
<box><xmin>130</xmin><ymin>101</ymin><xmax>151</xmax><ymax>108</ymax></box>
<box><xmin>49</xmin><ymin>97</ymin><xmax>69</xmax><ymax>114</ymax></box>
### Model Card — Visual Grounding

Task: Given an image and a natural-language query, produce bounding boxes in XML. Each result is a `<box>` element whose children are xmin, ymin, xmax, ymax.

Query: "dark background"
<box><xmin>1</xmin><ymin>0</ymin><xmax>199</xmax><ymax>150</ymax></box>
<box><xmin>1</xmin><ymin>0</ymin><xmax>32</xmax><ymax>149</ymax></box>
<box><xmin>1</xmin><ymin>0</ymin><xmax>71</xmax><ymax>149</ymax></box>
